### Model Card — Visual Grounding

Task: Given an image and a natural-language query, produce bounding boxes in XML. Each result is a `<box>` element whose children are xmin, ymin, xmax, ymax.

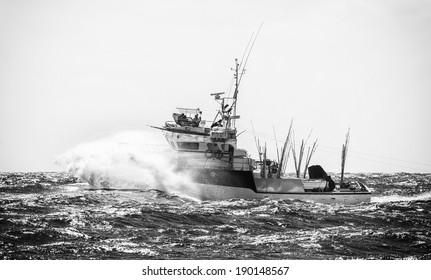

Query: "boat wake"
<box><xmin>55</xmin><ymin>130</ymin><xmax>193</xmax><ymax>193</ymax></box>
<box><xmin>371</xmin><ymin>191</ymin><xmax>431</xmax><ymax>203</ymax></box>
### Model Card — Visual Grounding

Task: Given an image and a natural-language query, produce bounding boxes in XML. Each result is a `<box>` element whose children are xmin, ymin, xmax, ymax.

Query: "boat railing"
<box><xmin>210</xmin><ymin>128</ymin><xmax>236</xmax><ymax>140</ymax></box>
<box><xmin>176</xmin><ymin>107</ymin><xmax>201</xmax><ymax>115</ymax></box>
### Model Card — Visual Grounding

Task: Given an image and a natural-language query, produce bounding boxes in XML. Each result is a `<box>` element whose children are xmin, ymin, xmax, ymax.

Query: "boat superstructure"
<box><xmin>161</xmin><ymin>58</ymin><xmax>255</xmax><ymax>175</ymax></box>
<box><xmin>154</xmin><ymin>59</ymin><xmax>371</xmax><ymax>204</ymax></box>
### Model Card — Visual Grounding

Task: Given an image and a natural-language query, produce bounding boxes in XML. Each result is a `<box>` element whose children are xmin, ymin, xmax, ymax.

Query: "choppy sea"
<box><xmin>1</xmin><ymin>172</ymin><xmax>430</xmax><ymax>260</ymax></box>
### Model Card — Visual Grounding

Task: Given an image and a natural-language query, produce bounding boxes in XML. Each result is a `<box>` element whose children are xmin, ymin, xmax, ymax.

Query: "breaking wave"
<box><xmin>55</xmin><ymin>130</ymin><xmax>192</xmax><ymax>192</ymax></box>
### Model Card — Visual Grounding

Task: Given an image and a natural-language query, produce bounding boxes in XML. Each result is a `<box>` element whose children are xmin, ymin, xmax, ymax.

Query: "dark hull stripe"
<box><xmin>180</xmin><ymin>168</ymin><xmax>257</xmax><ymax>191</ymax></box>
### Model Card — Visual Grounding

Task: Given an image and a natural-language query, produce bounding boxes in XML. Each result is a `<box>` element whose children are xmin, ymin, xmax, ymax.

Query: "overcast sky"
<box><xmin>1</xmin><ymin>0</ymin><xmax>430</xmax><ymax>173</ymax></box>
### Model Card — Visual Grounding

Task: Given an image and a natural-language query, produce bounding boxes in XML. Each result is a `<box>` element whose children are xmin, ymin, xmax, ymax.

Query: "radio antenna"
<box><xmin>238</xmin><ymin>22</ymin><xmax>263</xmax><ymax>88</ymax></box>
<box><xmin>232</xmin><ymin>23</ymin><xmax>263</xmax><ymax>102</ymax></box>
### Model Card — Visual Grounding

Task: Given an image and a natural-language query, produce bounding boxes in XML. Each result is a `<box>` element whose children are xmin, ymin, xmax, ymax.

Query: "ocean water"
<box><xmin>1</xmin><ymin>172</ymin><xmax>430</xmax><ymax>260</ymax></box>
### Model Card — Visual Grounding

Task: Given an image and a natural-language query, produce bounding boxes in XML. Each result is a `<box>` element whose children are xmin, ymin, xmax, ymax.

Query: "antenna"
<box><xmin>238</xmin><ymin>22</ymin><xmax>263</xmax><ymax>89</ymax></box>
<box><xmin>214</xmin><ymin>24</ymin><xmax>263</xmax><ymax>129</ymax></box>
<box><xmin>210</xmin><ymin>92</ymin><xmax>225</xmax><ymax>100</ymax></box>
<box><xmin>238</xmin><ymin>32</ymin><xmax>255</xmax><ymax>72</ymax></box>
<box><xmin>229</xmin><ymin>23</ymin><xmax>263</xmax><ymax>128</ymax></box>
<box><xmin>230</xmin><ymin>23</ymin><xmax>263</xmax><ymax>124</ymax></box>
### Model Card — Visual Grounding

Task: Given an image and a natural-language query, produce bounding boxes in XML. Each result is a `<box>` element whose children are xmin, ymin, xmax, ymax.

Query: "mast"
<box><xmin>211</xmin><ymin>59</ymin><xmax>239</xmax><ymax>130</ymax></box>
<box><xmin>234</xmin><ymin>58</ymin><xmax>239</xmax><ymax>99</ymax></box>
<box><xmin>213</xmin><ymin>25</ymin><xmax>262</xmax><ymax>130</ymax></box>
<box><xmin>231</xmin><ymin>58</ymin><xmax>240</xmax><ymax>128</ymax></box>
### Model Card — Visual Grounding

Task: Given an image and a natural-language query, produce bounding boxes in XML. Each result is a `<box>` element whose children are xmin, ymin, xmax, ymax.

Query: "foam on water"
<box><xmin>371</xmin><ymin>191</ymin><xmax>431</xmax><ymax>203</ymax></box>
<box><xmin>2</xmin><ymin>171</ymin><xmax>431</xmax><ymax>259</ymax></box>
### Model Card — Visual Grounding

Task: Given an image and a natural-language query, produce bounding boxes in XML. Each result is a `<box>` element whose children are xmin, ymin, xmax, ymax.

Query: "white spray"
<box><xmin>55</xmin><ymin>130</ymin><xmax>193</xmax><ymax>192</ymax></box>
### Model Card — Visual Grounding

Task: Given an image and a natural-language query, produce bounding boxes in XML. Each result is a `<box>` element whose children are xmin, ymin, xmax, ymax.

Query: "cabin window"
<box><xmin>177</xmin><ymin>142</ymin><xmax>199</xmax><ymax>150</ymax></box>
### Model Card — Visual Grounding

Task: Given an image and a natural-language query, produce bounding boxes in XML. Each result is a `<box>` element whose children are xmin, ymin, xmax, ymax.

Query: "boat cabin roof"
<box><xmin>176</xmin><ymin>108</ymin><xmax>200</xmax><ymax>115</ymax></box>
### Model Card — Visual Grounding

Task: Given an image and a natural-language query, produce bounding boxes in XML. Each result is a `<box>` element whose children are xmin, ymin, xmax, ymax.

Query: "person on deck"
<box><xmin>192</xmin><ymin>114</ymin><xmax>200</xmax><ymax>127</ymax></box>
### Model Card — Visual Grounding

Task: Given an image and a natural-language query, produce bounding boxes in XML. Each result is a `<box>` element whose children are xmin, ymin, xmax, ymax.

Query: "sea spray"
<box><xmin>55</xmin><ymin>130</ymin><xmax>193</xmax><ymax>192</ymax></box>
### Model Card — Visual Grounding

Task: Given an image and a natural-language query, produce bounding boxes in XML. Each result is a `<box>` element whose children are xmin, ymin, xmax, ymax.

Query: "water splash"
<box><xmin>55</xmin><ymin>130</ymin><xmax>192</xmax><ymax>192</ymax></box>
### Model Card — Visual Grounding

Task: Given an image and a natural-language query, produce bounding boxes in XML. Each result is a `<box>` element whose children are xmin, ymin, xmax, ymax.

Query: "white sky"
<box><xmin>1</xmin><ymin>0</ymin><xmax>430</xmax><ymax>173</ymax></box>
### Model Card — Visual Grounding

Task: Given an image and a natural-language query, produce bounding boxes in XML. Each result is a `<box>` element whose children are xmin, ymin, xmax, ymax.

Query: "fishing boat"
<box><xmin>151</xmin><ymin>58</ymin><xmax>371</xmax><ymax>204</ymax></box>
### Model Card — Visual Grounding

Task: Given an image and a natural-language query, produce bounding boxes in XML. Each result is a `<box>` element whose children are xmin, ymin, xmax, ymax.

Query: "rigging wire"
<box><xmin>225</xmin><ymin>76</ymin><xmax>234</xmax><ymax>99</ymax></box>
<box><xmin>317</xmin><ymin>147</ymin><xmax>430</xmax><ymax>173</ymax></box>
<box><xmin>346</xmin><ymin>149</ymin><xmax>431</xmax><ymax>167</ymax></box>
<box><xmin>314</xmin><ymin>143</ymin><xmax>431</xmax><ymax>168</ymax></box>
<box><xmin>236</xmin><ymin>128</ymin><xmax>430</xmax><ymax>172</ymax></box>
<box><xmin>242</xmin><ymin>127</ymin><xmax>430</xmax><ymax>167</ymax></box>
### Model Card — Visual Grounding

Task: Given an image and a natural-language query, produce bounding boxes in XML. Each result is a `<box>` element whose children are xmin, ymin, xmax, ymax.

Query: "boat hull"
<box><xmin>174</xmin><ymin>168</ymin><xmax>371</xmax><ymax>204</ymax></box>
<box><xmin>176</xmin><ymin>168</ymin><xmax>257</xmax><ymax>190</ymax></box>
<box><xmin>179</xmin><ymin>183</ymin><xmax>371</xmax><ymax>204</ymax></box>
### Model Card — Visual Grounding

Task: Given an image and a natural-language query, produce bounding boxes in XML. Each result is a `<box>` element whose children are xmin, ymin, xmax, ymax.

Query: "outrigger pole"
<box><xmin>251</xmin><ymin>120</ymin><xmax>262</xmax><ymax>162</ymax></box>
<box><xmin>277</xmin><ymin>119</ymin><xmax>293</xmax><ymax>178</ymax></box>
<box><xmin>273</xmin><ymin>126</ymin><xmax>280</xmax><ymax>164</ymax></box>
<box><xmin>341</xmin><ymin>127</ymin><xmax>350</xmax><ymax>187</ymax></box>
